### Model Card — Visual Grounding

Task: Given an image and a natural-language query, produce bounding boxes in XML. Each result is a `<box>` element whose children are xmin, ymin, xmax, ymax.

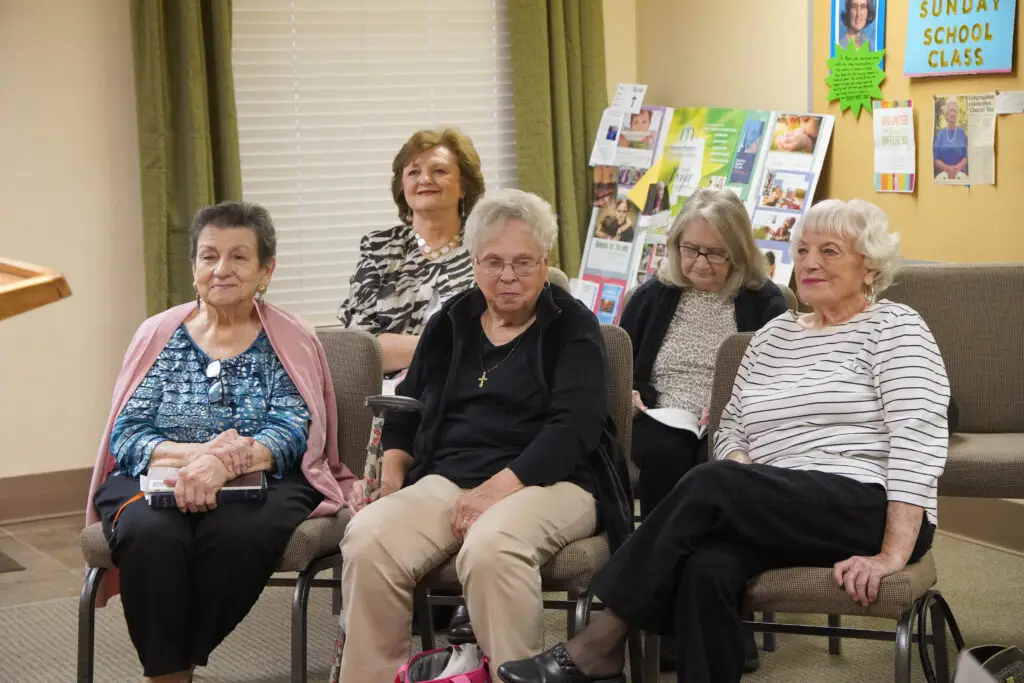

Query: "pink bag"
<box><xmin>395</xmin><ymin>646</ymin><xmax>491</xmax><ymax>683</ymax></box>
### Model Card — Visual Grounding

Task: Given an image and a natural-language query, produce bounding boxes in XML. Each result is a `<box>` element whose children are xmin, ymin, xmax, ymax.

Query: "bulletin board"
<box><xmin>813</xmin><ymin>0</ymin><xmax>1024</xmax><ymax>262</ymax></box>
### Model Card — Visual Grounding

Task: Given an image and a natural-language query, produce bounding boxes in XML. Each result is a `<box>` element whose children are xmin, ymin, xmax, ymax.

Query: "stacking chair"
<box><xmin>410</xmin><ymin>325</ymin><xmax>646</xmax><ymax>680</ymax></box>
<box><xmin>77</xmin><ymin>327</ymin><xmax>381</xmax><ymax>683</ymax></box>
<box><xmin>885</xmin><ymin>263</ymin><xmax>1024</xmax><ymax>499</ymax></box>
<box><xmin>641</xmin><ymin>332</ymin><xmax>964</xmax><ymax>683</ymax></box>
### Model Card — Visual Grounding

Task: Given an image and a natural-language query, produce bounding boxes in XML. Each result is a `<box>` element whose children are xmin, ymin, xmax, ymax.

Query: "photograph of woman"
<box><xmin>933</xmin><ymin>96</ymin><xmax>969</xmax><ymax>183</ymax></box>
<box><xmin>831</xmin><ymin>0</ymin><xmax>885</xmax><ymax>56</ymax></box>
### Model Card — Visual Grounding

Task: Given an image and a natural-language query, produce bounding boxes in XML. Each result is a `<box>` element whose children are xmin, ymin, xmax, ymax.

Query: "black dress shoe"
<box><xmin>497</xmin><ymin>643</ymin><xmax>626</xmax><ymax>683</ymax></box>
<box><xmin>447</xmin><ymin>605</ymin><xmax>476</xmax><ymax>644</ymax></box>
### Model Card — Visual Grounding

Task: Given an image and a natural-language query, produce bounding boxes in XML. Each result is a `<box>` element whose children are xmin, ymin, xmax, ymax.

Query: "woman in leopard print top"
<box><xmin>337</xmin><ymin>127</ymin><xmax>485</xmax><ymax>379</ymax></box>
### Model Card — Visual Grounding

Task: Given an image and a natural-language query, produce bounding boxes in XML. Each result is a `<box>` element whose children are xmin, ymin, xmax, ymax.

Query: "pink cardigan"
<box><xmin>86</xmin><ymin>301</ymin><xmax>358</xmax><ymax>604</ymax></box>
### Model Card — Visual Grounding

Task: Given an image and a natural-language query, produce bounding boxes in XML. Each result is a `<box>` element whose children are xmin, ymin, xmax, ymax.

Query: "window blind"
<box><xmin>233</xmin><ymin>0</ymin><xmax>518</xmax><ymax>326</ymax></box>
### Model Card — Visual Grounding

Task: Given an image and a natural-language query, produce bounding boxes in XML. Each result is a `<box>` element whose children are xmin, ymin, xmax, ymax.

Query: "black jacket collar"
<box><xmin>446</xmin><ymin>283</ymin><xmax>562</xmax><ymax>332</ymax></box>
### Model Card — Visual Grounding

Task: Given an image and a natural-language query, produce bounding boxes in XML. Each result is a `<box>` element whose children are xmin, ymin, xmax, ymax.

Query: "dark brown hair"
<box><xmin>390</xmin><ymin>127</ymin><xmax>485</xmax><ymax>225</ymax></box>
<box><xmin>189</xmin><ymin>200</ymin><xmax>276</xmax><ymax>266</ymax></box>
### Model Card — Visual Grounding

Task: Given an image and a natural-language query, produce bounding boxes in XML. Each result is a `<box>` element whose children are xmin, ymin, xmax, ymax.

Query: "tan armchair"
<box><xmin>77</xmin><ymin>327</ymin><xmax>382</xmax><ymax>683</ymax></box>
<box><xmin>885</xmin><ymin>263</ymin><xmax>1024</xmax><ymax>498</ymax></box>
<box><xmin>412</xmin><ymin>324</ymin><xmax>644</xmax><ymax>678</ymax></box>
<box><xmin>675</xmin><ymin>325</ymin><xmax>965</xmax><ymax>683</ymax></box>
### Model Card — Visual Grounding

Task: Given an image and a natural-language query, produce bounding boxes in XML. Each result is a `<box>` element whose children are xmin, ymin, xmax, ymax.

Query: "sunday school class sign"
<box><xmin>905</xmin><ymin>0</ymin><xmax>1017</xmax><ymax>76</ymax></box>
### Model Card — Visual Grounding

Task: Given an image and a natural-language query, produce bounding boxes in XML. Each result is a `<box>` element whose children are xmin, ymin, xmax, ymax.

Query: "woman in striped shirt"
<box><xmin>498</xmin><ymin>199</ymin><xmax>950</xmax><ymax>683</ymax></box>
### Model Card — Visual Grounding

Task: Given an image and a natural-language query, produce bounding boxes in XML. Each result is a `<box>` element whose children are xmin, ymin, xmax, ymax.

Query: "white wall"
<box><xmin>0</xmin><ymin>0</ymin><xmax>145</xmax><ymax>477</ymax></box>
<box><xmin>637</xmin><ymin>0</ymin><xmax>811</xmax><ymax>112</ymax></box>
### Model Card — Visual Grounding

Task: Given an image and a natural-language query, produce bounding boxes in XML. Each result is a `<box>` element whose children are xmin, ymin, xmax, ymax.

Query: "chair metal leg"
<box><xmin>893</xmin><ymin>606</ymin><xmax>915</xmax><ymax>683</ymax></box>
<box><xmin>828</xmin><ymin>614</ymin><xmax>842</xmax><ymax>655</ymax></box>
<box><xmin>930</xmin><ymin>600</ymin><xmax>951</xmax><ymax>683</ymax></box>
<box><xmin>572</xmin><ymin>591</ymin><xmax>593</xmax><ymax>637</ymax></box>
<box><xmin>761</xmin><ymin>612</ymin><xmax>777</xmax><ymax>652</ymax></box>
<box><xmin>626</xmin><ymin>629</ymin><xmax>644</xmax><ymax>683</ymax></box>
<box><xmin>291</xmin><ymin>566</ymin><xmax>317</xmax><ymax>683</ymax></box>
<box><xmin>414</xmin><ymin>587</ymin><xmax>436</xmax><ymax>650</ymax></box>
<box><xmin>331</xmin><ymin>564</ymin><xmax>342</xmax><ymax>615</ymax></box>
<box><xmin>77</xmin><ymin>567</ymin><xmax>105</xmax><ymax>683</ymax></box>
<box><xmin>642</xmin><ymin>631</ymin><xmax>660</xmax><ymax>683</ymax></box>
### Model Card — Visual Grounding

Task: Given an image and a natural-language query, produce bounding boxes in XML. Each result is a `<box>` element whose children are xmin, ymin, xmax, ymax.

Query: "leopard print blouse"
<box><xmin>650</xmin><ymin>289</ymin><xmax>737</xmax><ymax>414</ymax></box>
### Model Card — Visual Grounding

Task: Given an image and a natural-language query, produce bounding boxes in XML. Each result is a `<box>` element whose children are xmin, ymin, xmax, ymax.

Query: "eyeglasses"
<box><xmin>474</xmin><ymin>257</ymin><xmax>544</xmax><ymax>278</ymax></box>
<box><xmin>206</xmin><ymin>360</ymin><xmax>223</xmax><ymax>403</ymax></box>
<box><xmin>679</xmin><ymin>245</ymin><xmax>730</xmax><ymax>265</ymax></box>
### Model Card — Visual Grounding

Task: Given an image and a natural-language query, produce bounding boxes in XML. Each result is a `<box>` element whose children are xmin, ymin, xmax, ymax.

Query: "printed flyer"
<box><xmin>932</xmin><ymin>93</ymin><xmax>996</xmax><ymax>186</ymax></box>
<box><xmin>578</xmin><ymin>103</ymin><xmax>835</xmax><ymax>311</ymax></box>
<box><xmin>873</xmin><ymin>100</ymin><xmax>916</xmax><ymax>193</ymax></box>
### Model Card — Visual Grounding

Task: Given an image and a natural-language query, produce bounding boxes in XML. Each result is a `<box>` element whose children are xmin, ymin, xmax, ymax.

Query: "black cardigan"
<box><xmin>619</xmin><ymin>278</ymin><xmax>789</xmax><ymax>408</ymax></box>
<box><xmin>384</xmin><ymin>284</ymin><xmax>607</xmax><ymax>488</ymax></box>
<box><xmin>382</xmin><ymin>284</ymin><xmax>634</xmax><ymax>546</ymax></box>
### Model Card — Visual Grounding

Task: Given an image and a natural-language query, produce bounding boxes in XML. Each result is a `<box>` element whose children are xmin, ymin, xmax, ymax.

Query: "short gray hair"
<box><xmin>791</xmin><ymin>199</ymin><xmax>901</xmax><ymax>294</ymax></box>
<box><xmin>464</xmin><ymin>189</ymin><xmax>558</xmax><ymax>256</ymax></box>
<box><xmin>190</xmin><ymin>200</ymin><xmax>276</xmax><ymax>266</ymax></box>
<box><xmin>659</xmin><ymin>188</ymin><xmax>768</xmax><ymax>297</ymax></box>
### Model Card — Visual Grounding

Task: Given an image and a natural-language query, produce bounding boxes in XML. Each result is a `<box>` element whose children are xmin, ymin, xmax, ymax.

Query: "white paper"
<box><xmin>590</xmin><ymin>108</ymin><xmax>626</xmax><ymax>166</ymax></box>
<box><xmin>610</xmin><ymin>83</ymin><xmax>647</xmax><ymax>114</ymax></box>
<box><xmin>141</xmin><ymin>466</ymin><xmax>180</xmax><ymax>496</ymax></box>
<box><xmin>873</xmin><ymin>104</ymin><xmax>916</xmax><ymax>175</ymax></box>
<box><xmin>570</xmin><ymin>278</ymin><xmax>599</xmax><ymax>310</ymax></box>
<box><xmin>953</xmin><ymin>650</ymin><xmax>998</xmax><ymax>683</ymax></box>
<box><xmin>585</xmin><ymin>239</ymin><xmax>633</xmax><ymax>273</ymax></box>
<box><xmin>645</xmin><ymin>408</ymin><xmax>707</xmax><ymax>437</ymax></box>
<box><xmin>995</xmin><ymin>90</ymin><xmax>1024</xmax><ymax>115</ymax></box>
<box><xmin>668</xmin><ymin>138</ymin><xmax>705</xmax><ymax>205</ymax></box>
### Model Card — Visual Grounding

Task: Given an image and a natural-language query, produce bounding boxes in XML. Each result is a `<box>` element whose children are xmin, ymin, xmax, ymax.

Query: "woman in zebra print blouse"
<box><xmin>338</xmin><ymin>127</ymin><xmax>486</xmax><ymax>379</ymax></box>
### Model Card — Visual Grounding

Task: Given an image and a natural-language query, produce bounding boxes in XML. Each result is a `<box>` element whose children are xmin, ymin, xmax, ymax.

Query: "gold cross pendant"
<box><xmin>478</xmin><ymin>372</ymin><xmax>488</xmax><ymax>388</ymax></box>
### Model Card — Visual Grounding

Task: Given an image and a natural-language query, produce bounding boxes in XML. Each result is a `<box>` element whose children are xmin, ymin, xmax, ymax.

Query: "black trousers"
<box><xmin>591</xmin><ymin>461</ymin><xmax>935</xmax><ymax>683</ymax></box>
<box><xmin>94</xmin><ymin>472</ymin><xmax>322</xmax><ymax>677</ymax></box>
<box><xmin>631</xmin><ymin>413</ymin><xmax>705</xmax><ymax>518</ymax></box>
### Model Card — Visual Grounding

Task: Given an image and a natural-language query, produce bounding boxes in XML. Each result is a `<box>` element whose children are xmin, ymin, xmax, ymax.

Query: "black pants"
<box><xmin>591</xmin><ymin>461</ymin><xmax>935</xmax><ymax>683</ymax></box>
<box><xmin>94</xmin><ymin>472</ymin><xmax>322</xmax><ymax>677</ymax></box>
<box><xmin>631</xmin><ymin>414</ymin><xmax>705</xmax><ymax>518</ymax></box>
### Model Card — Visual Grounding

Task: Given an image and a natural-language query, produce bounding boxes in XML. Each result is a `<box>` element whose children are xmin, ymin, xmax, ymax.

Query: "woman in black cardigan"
<box><xmin>622</xmin><ymin>189</ymin><xmax>788</xmax><ymax>518</ymax></box>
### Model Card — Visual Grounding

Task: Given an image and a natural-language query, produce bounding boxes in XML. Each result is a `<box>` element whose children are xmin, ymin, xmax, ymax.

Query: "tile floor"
<box><xmin>0</xmin><ymin>515</ymin><xmax>87</xmax><ymax>608</ymax></box>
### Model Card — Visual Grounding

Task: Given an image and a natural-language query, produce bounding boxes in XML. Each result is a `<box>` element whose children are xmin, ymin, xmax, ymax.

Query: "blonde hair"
<box><xmin>791</xmin><ymin>199</ymin><xmax>901</xmax><ymax>294</ymax></box>
<box><xmin>658</xmin><ymin>189</ymin><xmax>768</xmax><ymax>297</ymax></box>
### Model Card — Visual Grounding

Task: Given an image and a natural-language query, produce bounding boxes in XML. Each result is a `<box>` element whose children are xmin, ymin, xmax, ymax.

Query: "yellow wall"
<box><xmin>0</xmin><ymin>0</ymin><xmax>145</xmax><ymax>478</ymax></box>
<box><xmin>637</xmin><ymin>0</ymin><xmax>811</xmax><ymax>111</ymax></box>
<box><xmin>813</xmin><ymin>0</ymin><xmax>1024</xmax><ymax>262</ymax></box>
<box><xmin>603</xmin><ymin>0</ymin><xmax>638</xmax><ymax>102</ymax></box>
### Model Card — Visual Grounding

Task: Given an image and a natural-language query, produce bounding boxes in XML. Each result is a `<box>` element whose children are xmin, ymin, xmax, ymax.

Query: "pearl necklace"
<box><xmin>416</xmin><ymin>233</ymin><xmax>461</xmax><ymax>259</ymax></box>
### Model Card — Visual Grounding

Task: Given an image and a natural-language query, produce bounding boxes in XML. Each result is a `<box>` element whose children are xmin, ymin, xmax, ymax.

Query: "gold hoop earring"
<box><xmin>194</xmin><ymin>284</ymin><xmax>201</xmax><ymax>306</ymax></box>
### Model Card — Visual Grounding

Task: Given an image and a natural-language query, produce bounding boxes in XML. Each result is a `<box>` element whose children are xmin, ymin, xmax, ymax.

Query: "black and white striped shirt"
<box><xmin>713</xmin><ymin>301</ymin><xmax>949</xmax><ymax>525</ymax></box>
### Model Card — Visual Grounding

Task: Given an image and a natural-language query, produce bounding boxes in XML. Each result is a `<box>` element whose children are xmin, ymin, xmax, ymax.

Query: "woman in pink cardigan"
<box><xmin>86</xmin><ymin>201</ymin><xmax>356</xmax><ymax>683</ymax></box>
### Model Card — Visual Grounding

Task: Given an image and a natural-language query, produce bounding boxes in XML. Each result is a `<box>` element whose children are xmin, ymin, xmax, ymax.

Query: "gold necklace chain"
<box><xmin>477</xmin><ymin>328</ymin><xmax>525</xmax><ymax>389</ymax></box>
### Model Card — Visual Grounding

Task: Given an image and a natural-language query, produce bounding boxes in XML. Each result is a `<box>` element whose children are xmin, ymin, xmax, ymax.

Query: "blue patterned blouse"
<box><xmin>109</xmin><ymin>325</ymin><xmax>311</xmax><ymax>478</ymax></box>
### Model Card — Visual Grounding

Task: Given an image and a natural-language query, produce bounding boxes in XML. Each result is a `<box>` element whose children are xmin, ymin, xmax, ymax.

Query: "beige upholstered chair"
<box><xmin>77</xmin><ymin>327</ymin><xmax>381</xmax><ymax>683</ymax></box>
<box><xmin>645</xmin><ymin>332</ymin><xmax>963</xmax><ymax>683</ymax></box>
<box><xmin>413</xmin><ymin>324</ymin><xmax>644</xmax><ymax>678</ymax></box>
<box><xmin>885</xmin><ymin>263</ymin><xmax>1024</xmax><ymax>498</ymax></box>
<box><xmin>547</xmin><ymin>266</ymin><xmax>571</xmax><ymax>292</ymax></box>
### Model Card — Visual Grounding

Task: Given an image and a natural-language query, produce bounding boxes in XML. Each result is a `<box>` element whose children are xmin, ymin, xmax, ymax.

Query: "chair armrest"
<box><xmin>365</xmin><ymin>395</ymin><xmax>424</xmax><ymax>415</ymax></box>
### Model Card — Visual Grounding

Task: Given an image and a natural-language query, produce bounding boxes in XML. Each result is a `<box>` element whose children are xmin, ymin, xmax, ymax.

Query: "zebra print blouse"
<box><xmin>337</xmin><ymin>224</ymin><xmax>474</xmax><ymax>337</ymax></box>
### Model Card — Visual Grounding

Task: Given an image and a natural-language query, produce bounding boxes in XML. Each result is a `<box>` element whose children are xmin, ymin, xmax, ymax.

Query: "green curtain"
<box><xmin>508</xmin><ymin>0</ymin><xmax>608</xmax><ymax>278</ymax></box>
<box><xmin>131</xmin><ymin>0</ymin><xmax>242</xmax><ymax>315</ymax></box>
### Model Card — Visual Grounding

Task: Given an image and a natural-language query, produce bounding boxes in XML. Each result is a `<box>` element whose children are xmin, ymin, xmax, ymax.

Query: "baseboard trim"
<box><xmin>0</xmin><ymin>467</ymin><xmax>90</xmax><ymax>524</ymax></box>
<box><xmin>938</xmin><ymin>496</ymin><xmax>1024</xmax><ymax>555</ymax></box>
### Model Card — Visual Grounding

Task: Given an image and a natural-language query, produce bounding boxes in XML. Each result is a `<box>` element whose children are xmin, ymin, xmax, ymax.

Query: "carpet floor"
<box><xmin>0</xmin><ymin>533</ymin><xmax>1021</xmax><ymax>682</ymax></box>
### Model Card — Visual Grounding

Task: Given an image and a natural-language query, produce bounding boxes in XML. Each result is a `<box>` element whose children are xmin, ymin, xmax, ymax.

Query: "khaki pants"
<box><xmin>338</xmin><ymin>474</ymin><xmax>597</xmax><ymax>682</ymax></box>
